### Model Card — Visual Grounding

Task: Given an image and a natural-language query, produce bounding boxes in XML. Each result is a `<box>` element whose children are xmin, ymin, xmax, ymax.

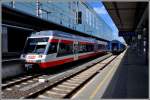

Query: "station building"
<box><xmin>2</xmin><ymin>1</ymin><xmax>113</xmax><ymax>54</ymax></box>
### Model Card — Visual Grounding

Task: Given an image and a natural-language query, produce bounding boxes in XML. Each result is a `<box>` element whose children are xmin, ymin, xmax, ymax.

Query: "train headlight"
<box><xmin>38</xmin><ymin>55</ymin><xmax>43</xmax><ymax>58</ymax></box>
<box><xmin>38</xmin><ymin>55</ymin><xmax>46</xmax><ymax>58</ymax></box>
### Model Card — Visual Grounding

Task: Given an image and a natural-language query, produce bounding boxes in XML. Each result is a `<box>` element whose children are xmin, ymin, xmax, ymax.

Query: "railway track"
<box><xmin>2</xmin><ymin>53</ymin><xmax>115</xmax><ymax>99</ymax></box>
<box><xmin>2</xmin><ymin>74</ymin><xmax>42</xmax><ymax>89</ymax></box>
<box><xmin>35</xmin><ymin>55</ymin><xmax>117</xmax><ymax>99</ymax></box>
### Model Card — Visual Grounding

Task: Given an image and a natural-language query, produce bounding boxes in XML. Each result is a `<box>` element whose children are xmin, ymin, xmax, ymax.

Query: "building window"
<box><xmin>76</xmin><ymin>11</ymin><xmax>82</xmax><ymax>24</ymax></box>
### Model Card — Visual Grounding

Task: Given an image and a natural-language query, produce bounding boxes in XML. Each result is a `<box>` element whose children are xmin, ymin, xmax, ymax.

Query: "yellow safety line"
<box><xmin>89</xmin><ymin>58</ymin><xmax>119</xmax><ymax>99</ymax></box>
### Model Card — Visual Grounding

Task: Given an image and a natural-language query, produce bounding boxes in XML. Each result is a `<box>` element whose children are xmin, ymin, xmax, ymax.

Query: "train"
<box><xmin>20</xmin><ymin>30</ymin><xmax>126</xmax><ymax>70</ymax></box>
<box><xmin>108</xmin><ymin>40</ymin><xmax>126</xmax><ymax>54</ymax></box>
<box><xmin>20</xmin><ymin>30</ymin><xmax>109</xmax><ymax>70</ymax></box>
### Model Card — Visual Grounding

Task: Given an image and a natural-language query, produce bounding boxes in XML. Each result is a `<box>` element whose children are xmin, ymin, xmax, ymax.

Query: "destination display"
<box><xmin>119</xmin><ymin>31</ymin><xmax>137</xmax><ymax>36</ymax></box>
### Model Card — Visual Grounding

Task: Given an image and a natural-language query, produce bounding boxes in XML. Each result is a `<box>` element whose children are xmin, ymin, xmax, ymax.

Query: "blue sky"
<box><xmin>89</xmin><ymin>2</ymin><xmax>125</xmax><ymax>43</ymax></box>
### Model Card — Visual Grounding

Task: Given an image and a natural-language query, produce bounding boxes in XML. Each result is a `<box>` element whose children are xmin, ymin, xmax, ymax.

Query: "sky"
<box><xmin>89</xmin><ymin>1</ymin><xmax>125</xmax><ymax>43</ymax></box>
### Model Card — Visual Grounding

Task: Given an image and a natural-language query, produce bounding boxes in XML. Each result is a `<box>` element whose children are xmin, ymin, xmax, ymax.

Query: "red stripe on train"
<box><xmin>39</xmin><ymin>57</ymin><xmax>74</xmax><ymax>68</ymax></box>
<box><xmin>78</xmin><ymin>51</ymin><xmax>105</xmax><ymax>60</ymax></box>
<box><xmin>49</xmin><ymin>39</ymin><xmax>59</xmax><ymax>43</ymax></box>
<box><xmin>39</xmin><ymin>52</ymin><xmax>96</xmax><ymax>69</ymax></box>
<box><xmin>61</xmin><ymin>40</ymin><xmax>73</xmax><ymax>44</ymax></box>
<box><xmin>27</xmin><ymin>51</ymin><xmax>106</xmax><ymax>69</ymax></box>
<box><xmin>49</xmin><ymin>39</ymin><xmax>73</xmax><ymax>44</ymax></box>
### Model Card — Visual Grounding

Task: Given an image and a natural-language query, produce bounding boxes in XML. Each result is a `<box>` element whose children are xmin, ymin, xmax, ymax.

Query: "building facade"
<box><xmin>2</xmin><ymin>0</ymin><xmax>114</xmax><ymax>53</ymax></box>
<box><xmin>3</xmin><ymin>0</ymin><xmax>113</xmax><ymax>40</ymax></box>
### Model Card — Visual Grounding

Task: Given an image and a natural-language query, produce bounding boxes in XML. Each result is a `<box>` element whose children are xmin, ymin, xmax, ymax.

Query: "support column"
<box><xmin>2</xmin><ymin>26</ymin><xmax>8</xmax><ymax>53</ymax></box>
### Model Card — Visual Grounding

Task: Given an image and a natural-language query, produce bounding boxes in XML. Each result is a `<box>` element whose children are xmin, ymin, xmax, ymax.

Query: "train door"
<box><xmin>73</xmin><ymin>41</ymin><xmax>78</xmax><ymax>60</ymax></box>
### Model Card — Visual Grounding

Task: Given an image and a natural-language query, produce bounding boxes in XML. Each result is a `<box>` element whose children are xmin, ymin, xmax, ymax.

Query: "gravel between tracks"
<box><xmin>2</xmin><ymin>54</ymin><xmax>112</xmax><ymax>99</ymax></box>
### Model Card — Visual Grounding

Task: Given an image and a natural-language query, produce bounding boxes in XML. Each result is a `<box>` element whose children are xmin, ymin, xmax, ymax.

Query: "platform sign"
<box><xmin>119</xmin><ymin>31</ymin><xmax>137</xmax><ymax>36</ymax></box>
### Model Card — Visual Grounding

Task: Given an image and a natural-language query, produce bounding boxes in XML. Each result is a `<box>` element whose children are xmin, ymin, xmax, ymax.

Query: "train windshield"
<box><xmin>23</xmin><ymin>37</ymin><xmax>49</xmax><ymax>54</ymax></box>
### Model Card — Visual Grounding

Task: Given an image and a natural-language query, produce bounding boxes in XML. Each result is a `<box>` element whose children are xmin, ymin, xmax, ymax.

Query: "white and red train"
<box><xmin>20</xmin><ymin>30</ymin><xmax>108</xmax><ymax>70</ymax></box>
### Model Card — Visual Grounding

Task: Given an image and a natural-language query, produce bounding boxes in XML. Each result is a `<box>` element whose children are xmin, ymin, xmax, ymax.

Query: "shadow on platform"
<box><xmin>102</xmin><ymin>47</ymin><xmax>148</xmax><ymax>99</ymax></box>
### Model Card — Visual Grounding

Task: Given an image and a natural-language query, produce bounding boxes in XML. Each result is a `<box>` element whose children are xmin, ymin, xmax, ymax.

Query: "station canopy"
<box><xmin>103</xmin><ymin>2</ymin><xmax>148</xmax><ymax>44</ymax></box>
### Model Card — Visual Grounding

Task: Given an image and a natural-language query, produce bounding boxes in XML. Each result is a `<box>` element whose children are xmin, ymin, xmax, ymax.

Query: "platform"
<box><xmin>72</xmin><ymin>47</ymin><xmax>148</xmax><ymax>99</ymax></box>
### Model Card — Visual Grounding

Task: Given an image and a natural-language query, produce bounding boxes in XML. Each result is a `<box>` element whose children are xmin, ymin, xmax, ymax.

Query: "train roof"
<box><xmin>111</xmin><ymin>40</ymin><xmax>120</xmax><ymax>42</ymax></box>
<box><xmin>110</xmin><ymin>40</ymin><xmax>125</xmax><ymax>45</ymax></box>
<box><xmin>30</xmin><ymin>30</ymin><xmax>99</xmax><ymax>43</ymax></box>
<box><xmin>31</xmin><ymin>30</ymin><xmax>73</xmax><ymax>38</ymax></box>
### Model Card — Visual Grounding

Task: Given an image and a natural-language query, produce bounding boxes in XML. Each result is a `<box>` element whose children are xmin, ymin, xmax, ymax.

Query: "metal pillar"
<box><xmin>2</xmin><ymin>26</ymin><xmax>8</xmax><ymax>52</ymax></box>
<box><xmin>36</xmin><ymin>0</ymin><xmax>42</xmax><ymax>18</ymax></box>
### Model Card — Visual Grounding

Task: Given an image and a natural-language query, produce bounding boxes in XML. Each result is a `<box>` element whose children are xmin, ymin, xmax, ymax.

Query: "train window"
<box><xmin>78</xmin><ymin>43</ymin><xmax>94</xmax><ymax>53</ymax></box>
<box><xmin>23</xmin><ymin>43</ymin><xmax>35</xmax><ymax>54</ymax></box>
<box><xmin>23</xmin><ymin>38</ymin><xmax>48</xmax><ymax>54</ymax></box>
<box><xmin>57</xmin><ymin>43</ymin><xmax>73</xmax><ymax>57</ymax></box>
<box><xmin>47</xmin><ymin>43</ymin><xmax>58</xmax><ymax>54</ymax></box>
<box><xmin>23</xmin><ymin>44</ymin><xmax>47</xmax><ymax>54</ymax></box>
<box><xmin>98</xmin><ymin>44</ymin><xmax>102</xmax><ymax>49</ymax></box>
<box><xmin>78</xmin><ymin>44</ymin><xmax>87</xmax><ymax>53</ymax></box>
<box><xmin>98</xmin><ymin>44</ymin><xmax>106</xmax><ymax>50</ymax></box>
<box><xmin>34</xmin><ymin>45</ymin><xmax>47</xmax><ymax>54</ymax></box>
<box><xmin>86</xmin><ymin>44</ymin><xmax>94</xmax><ymax>52</ymax></box>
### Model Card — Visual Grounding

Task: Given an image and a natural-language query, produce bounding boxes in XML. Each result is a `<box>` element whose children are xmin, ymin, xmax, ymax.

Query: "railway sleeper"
<box><xmin>66</xmin><ymin>80</ymin><xmax>83</xmax><ymax>84</ymax></box>
<box><xmin>61</xmin><ymin>82</ymin><xmax>79</xmax><ymax>87</ymax></box>
<box><xmin>51</xmin><ymin>88</ymin><xmax>71</xmax><ymax>94</ymax></box>
<box><xmin>37</xmin><ymin>95</ymin><xmax>52</xmax><ymax>99</ymax></box>
<box><xmin>52</xmin><ymin>87</ymin><xmax>71</xmax><ymax>93</ymax></box>
<box><xmin>57</xmin><ymin>84</ymin><xmax>76</xmax><ymax>90</ymax></box>
<box><xmin>45</xmin><ymin>90</ymin><xmax>66</xmax><ymax>98</ymax></box>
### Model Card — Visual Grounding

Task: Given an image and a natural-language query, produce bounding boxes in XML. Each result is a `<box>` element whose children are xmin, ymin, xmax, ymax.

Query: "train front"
<box><xmin>20</xmin><ymin>37</ymin><xmax>49</xmax><ymax>70</ymax></box>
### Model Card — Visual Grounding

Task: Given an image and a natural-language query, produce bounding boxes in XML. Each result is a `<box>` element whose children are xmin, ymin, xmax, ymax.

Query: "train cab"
<box><xmin>20</xmin><ymin>30</ymin><xmax>80</xmax><ymax>69</ymax></box>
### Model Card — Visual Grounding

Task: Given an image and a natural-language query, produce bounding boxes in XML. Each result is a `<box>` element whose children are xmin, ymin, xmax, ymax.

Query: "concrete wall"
<box><xmin>2</xmin><ymin>60</ymin><xmax>25</xmax><ymax>79</ymax></box>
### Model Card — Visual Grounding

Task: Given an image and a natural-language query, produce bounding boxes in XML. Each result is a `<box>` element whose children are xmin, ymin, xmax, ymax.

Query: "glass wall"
<box><xmin>3</xmin><ymin>1</ymin><xmax>114</xmax><ymax>41</ymax></box>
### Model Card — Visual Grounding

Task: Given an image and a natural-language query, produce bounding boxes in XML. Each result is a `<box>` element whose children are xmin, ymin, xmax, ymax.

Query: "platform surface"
<box><xmin>102</xmin><ymin>47</ymin><xmax>148</xmax><ymax>98</ymax></box>
<box><xmin>72</xmin><ymin>47</ymin><xmax>148</xmax><ymax>99</ymax></box>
